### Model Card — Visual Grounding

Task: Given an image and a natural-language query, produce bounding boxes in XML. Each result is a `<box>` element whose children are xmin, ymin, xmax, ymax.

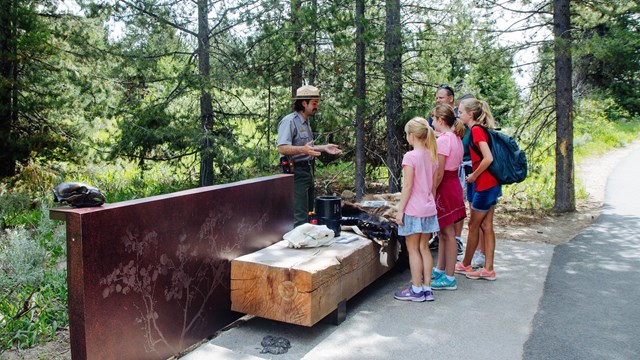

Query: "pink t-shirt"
<box><xmin>437</xmin><ymin>131</ymin><xmax>464</xmax><ymax>171</ymax></box>
<box><xmin>401</xmin><ymin>149</ymin><xmax>437</xmax><ymax>217</ymax></box>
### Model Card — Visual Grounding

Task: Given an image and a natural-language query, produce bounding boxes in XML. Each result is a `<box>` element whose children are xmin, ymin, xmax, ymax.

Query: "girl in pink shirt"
<box><xmin>394</xmin><ymin>117</ymin><xmax>440</xmax><ymax>302</ymax></box>
<box><xmin>431</xmin><ymin>104</ymin><xmax>467</xmax><ymax>290</ymax></box>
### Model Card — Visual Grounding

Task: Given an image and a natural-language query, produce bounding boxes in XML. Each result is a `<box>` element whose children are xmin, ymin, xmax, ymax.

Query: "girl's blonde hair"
<box><xmin>404</xmin><ymin>117</ymin><xmax>437</xmax><ymax>162</ymax></box>
<box><xmin>459</xmin><ymin>98</ymin><xmax>496</xmax><ymax>129</ymax></box>
<box><xmin>431</xmin><ymin>104</ymin><xmax>466</xmax><ymax>138</ymax></box>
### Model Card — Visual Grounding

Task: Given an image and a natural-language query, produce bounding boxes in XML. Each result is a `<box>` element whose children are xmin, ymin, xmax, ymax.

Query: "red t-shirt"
<box><xmin>469</xmin><ymin>125</ymin><xmax>499</xmax><ymax>191</ymax></box>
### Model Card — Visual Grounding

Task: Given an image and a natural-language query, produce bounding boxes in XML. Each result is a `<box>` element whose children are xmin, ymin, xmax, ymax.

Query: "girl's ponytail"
<box><xmin>477</xmin><ymin>100</ymin><xmax>496</xmax><ymax>129</ymax></box>
<box><xmin>424</xmin><ymin>126</ymin><xmax>438</xmax><ymax>163</ymax></box>
<box><xmin>461</xmin><ymin>98</ymin><xmax>496</xmax><ymax>129</ymax></box>
<box><xmin>432</xmin><ymin>104</ymin><xmax>463</xmax><ymax>138</ymax></box>
<box><xmin>405</xmin><ymin>116</ymin><xmax>438</xmax><ymax>162</ymax></box>
<box><xmin>453</xmin><ymin>118</ymin><xmax>466</xmax><ymax>138</ymax></box>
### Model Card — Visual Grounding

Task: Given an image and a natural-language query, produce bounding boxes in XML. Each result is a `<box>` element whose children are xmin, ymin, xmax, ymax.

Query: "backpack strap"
<box><xmin>469</xmin><ymin>124</ymin><xmax>490</xmax><ymax>158</ymax></box>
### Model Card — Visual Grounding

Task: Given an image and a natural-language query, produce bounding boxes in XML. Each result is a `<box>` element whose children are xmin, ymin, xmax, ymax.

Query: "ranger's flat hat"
<box><xmin>291</xmin><ymin>85</ymin><xmax>321</xmax><ymax>100</ymax></box>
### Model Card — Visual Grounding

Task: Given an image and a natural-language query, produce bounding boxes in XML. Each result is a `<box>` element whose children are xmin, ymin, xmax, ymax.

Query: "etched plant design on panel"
<box><xmin>100</xmin><ymin>208</ymin><xmax>268</xmax><ymax>353</ymax></box>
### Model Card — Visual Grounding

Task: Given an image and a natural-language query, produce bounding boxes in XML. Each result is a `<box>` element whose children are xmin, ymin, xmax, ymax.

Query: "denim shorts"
<box><xmin>468</xmin><ymin>184</ymin><xmax>502</xmax><ymax>212</ymax></box>
<box><xmin>466</xmin><ymin>182</ymin><xmax>474</xmax><ymax>202</ymax></box>
<box><xmin>398</xmin><ymin>214</ymin><xmax>440</xmax><ymax>236</ymax></box>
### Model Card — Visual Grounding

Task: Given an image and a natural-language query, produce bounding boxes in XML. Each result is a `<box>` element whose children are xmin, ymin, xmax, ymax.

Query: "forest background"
<box><xmin>1</xmin><ymin>0</ymin><xmax>639</xmax><ymax>353</ymax></box>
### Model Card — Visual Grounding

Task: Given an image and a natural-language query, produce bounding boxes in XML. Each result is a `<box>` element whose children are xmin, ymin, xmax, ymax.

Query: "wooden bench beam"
<box><xmin>230</xmin><ymin>234</ymin><xmax>398</xmax><ymax>327</ymax></box>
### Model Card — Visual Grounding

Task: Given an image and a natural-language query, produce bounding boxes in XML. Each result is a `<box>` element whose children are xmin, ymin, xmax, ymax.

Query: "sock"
<box><xmin>412</xmin><ymin>285</ymin><xmax>423</xmax><ymax>293</ymax></box>
<box><xmin>433</xmin><ymin>268</ymin><xmax>445</xmax><ymax>274</ymax></box>
<box><xmin>423</xmin><ymin>286</ymin><xmax>432</xmax><ymax>292</ymax></box>
<box><xmin>446</xmin><ymin>275</ymin><xmax>455</xmax><ymax>281</ymax></box>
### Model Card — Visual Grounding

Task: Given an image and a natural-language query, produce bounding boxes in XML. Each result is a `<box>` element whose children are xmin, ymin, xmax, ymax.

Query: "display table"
<box><xmin>230</xmin><ymin>233</ymin><xmax>398</xmax><ymax>326</ymax></box>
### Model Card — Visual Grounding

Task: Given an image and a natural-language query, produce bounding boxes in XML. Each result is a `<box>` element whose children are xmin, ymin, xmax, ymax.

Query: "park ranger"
<box><xmin>277</xmin><ymin>85</ymin><xmax>342</xmax><ymax>226</ymax></box>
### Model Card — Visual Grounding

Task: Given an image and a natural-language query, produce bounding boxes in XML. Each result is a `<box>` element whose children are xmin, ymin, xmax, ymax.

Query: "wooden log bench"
<box><xmin>230</xmin><ymin>232</ymin><xmax>398</xmax><ymax>326</ymax></box>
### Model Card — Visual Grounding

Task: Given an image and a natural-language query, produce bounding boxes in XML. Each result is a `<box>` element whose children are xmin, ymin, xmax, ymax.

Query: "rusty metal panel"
<box><xmin>50</xmin><ymin>175</ymin><xmax>293</xmax><ymax>360</ymax></box>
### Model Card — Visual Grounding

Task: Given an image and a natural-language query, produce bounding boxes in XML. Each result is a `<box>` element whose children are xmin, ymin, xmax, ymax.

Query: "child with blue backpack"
<box><xmin>455</xmin><ymin>98</ymin><xmax>501</xmax><ymax>281</ymax></box>
<box><xmin>394</xmin><ymin>117</ymin><xmax>440</xmax><ymax>302</ymax></box>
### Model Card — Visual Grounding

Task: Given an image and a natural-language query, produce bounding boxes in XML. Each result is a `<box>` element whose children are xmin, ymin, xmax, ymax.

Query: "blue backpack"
<box><xmin>469</xmin><ymin>125</ymin><xmax>527</xmax><ymax>185</ymax></box>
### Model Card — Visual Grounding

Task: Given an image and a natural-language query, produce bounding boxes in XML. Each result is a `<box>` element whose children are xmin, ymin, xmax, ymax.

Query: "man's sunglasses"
<box><xmin>437</xmin><ymin>84</ymin><xmax>455</xmax><ymax>97</ymax></box>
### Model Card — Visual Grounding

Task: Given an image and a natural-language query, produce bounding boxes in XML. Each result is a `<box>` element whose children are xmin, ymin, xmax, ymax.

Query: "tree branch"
<box><xmin>117</xmin><ymin>0</ymin><xmax>197</xmax><ymax>37</ymax></box>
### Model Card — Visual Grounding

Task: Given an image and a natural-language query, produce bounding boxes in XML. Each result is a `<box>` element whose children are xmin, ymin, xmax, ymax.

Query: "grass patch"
<box><xmin>502</xmin><ymin>99</ymin><xmax>640</xmax><ymax>211</ymax></box>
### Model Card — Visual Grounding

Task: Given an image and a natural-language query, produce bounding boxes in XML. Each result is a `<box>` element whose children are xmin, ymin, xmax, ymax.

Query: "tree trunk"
<box><xmin>384</xmin><ymin>0</ymin><xmax>403</xmax><ymax>193</ymax></box>
<box><xmin>553</xmin><ymin>0</ymin><xmax>575</xmax><ymax>213</ymax></box>
<box><xmin>0</xmin><ymin>0</ymin><xmax>16</xmax><ymax>178</ymax></box>
<box><xmin>308</xmin><ymin>0</ymin><xmax>318</xmax><ymax>85</ymax></box>
<box><xmin>291</xmin><ymin>0</ymin><xmax>303</xmax><ymax>95</ymax></box>
<box><xmin>198</xmin><ymin>0</ymin><xmax>215</xmax><ymax>186</ymax></box>
<box><xmin>354</xmin><ymin>0</ymin><xmax>366</xmax><ymax>201</ymax></box>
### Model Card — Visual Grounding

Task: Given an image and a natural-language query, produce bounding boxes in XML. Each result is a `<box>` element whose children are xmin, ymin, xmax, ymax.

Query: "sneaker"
<box><xmin>430</xmin><ymin>276</ymin><xmax>457</xmax><ymax>290</ymax></box>
<box><xmin>424</xmin><ymin>289</ymin><xmax>435</xmax><ymax>301</ymax></box>
<box><xmin>431</xmin><ymin>268</ymin><xmax>445</xmax><ymax>281</ymax></box>
<box><xmin>456</xmin><ymin>237</ymin><xmax>464</xmax><ymax>255</ymax></box>
<box><xmin>394</xmin><ymin>286</ymin><xmax>426</xmax><ymax>302</ymax></box>
<box><xmin>471</xmin><ymin>251</ymin><xmax>486</xmax><ymax>268</ymax></box>
<box><xmin>454</xmin><ymin>262</ymin><xmax>473</xmax><ymax>275</ymax></box>
<box><xmin>466</xmin><ymin>268</ymin><xmax>497</xmax><ymax>281</ymax></box>
<box><xmin>429</xmin><ymin>235</ymin><xmax>439</xmax><ymax>250</ymax></box>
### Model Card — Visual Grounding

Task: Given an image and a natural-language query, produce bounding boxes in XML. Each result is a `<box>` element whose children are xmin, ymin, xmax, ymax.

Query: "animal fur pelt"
<box><xmin>341</xmin><ymin>202</ymin><xmax>397</xmax><ymax>241</ymax></box>
<box><xmin>361</xmin><ymin>193</ymin><xmax>401</xmax><ymax>218</ymax></box>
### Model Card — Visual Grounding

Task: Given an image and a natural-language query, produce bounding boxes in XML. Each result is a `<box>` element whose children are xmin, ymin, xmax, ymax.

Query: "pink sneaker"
<box><xmin>454</xmin><ymin>263</ymin><xmax>473</xmax><ymax>275</ymax></box>
<box><xmin>466</xmin><ymin>268</ymin><xmax>497</xmax><ymax>281</ymax></box>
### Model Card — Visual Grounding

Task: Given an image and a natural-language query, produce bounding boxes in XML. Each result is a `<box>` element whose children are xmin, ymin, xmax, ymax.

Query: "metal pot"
<box><xmin>315</xmin><ymin>196</ymin><xmax>341</xmax><ymax>236</ymax></box>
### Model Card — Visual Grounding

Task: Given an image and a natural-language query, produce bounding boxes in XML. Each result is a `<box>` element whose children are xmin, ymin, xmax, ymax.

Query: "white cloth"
<box><xmin>284</xmin><ymin>223</ymin><xmax>336</xmax><ymax>248</ymax></box>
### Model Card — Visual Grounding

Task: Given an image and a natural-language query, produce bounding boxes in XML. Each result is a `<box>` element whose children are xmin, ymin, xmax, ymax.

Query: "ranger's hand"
<box><xmin>323</xmin><ymin>143</ymin><xmax>342</xmax><ymax>155</ymax></box>
<box><xmin>304</xmin><ymin>141</ymin><xmax>321</xmax><ymax>157</ymax></box>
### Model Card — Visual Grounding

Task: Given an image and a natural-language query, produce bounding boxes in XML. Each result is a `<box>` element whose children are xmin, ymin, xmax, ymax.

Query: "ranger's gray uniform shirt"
<box><xmin>277</xmin><ymin>112</ymin><xmax>314</xmax><ymax>162</ymax></box>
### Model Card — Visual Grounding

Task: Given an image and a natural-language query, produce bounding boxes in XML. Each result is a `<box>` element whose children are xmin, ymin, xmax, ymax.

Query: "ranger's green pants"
<box><xmin>293</xmin><ymin>166</ymin><xmax>314</xmax><ymax>227</ymax></box>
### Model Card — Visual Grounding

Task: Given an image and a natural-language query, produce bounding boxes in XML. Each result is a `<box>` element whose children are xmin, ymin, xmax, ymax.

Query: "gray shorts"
<box><xmin>398</xmin><ymin>214</ymin><xmax>440</xmax><ymax>236</ymax></box>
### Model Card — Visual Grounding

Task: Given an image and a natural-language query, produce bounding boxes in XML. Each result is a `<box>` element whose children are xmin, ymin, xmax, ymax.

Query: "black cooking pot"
<box><xmin>315</xmin><ymin>196</ymin><xmax>341</xmax><ymax>236</ymax></box>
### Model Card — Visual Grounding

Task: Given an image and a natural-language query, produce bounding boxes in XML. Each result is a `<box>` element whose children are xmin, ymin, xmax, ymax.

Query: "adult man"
<box><xmin>277</xmin><ymin>85</ymin><xmax>341</xmax><ymax>226</ymax></box>
<box><xmin>436</xmin><ymin>84</ymin><xmax>455</xmax><ymax>106</ymax></box>
<box><xmin>428</xmin><ymin>84</ymin><xmax>456</xmax><ymax>128</ymax></box>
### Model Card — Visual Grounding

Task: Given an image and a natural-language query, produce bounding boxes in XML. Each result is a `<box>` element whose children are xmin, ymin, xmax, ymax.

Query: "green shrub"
<box><xmin>314</xmin><ymin>160</ymin><xmax>356</xmax><ymax>196</ymax></box>
<box><xmin>0</xmin><ymin>185</ymin><xmax>33</xmax><ymax>229</ymax></box>
<box><xmin>0</xmin><ymin>204</ymin><xmax>67</xmax><ymax>351</ymax></box>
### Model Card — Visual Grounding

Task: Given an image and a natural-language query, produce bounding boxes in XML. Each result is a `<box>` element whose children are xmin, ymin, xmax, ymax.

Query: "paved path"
<box><xmin>183</xmin><ymin>238</ymin><xmax>553</xmax><ymax>360</ymax></box>
<box><xmin>181</xmin><ymin>146</ymin><xmax>640</xmax><ymax>360</ymax></box>
<box><xmin>523</xmin><ymin>146</ymin><xmax>640</xmax><ymax>359</ymax></box>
